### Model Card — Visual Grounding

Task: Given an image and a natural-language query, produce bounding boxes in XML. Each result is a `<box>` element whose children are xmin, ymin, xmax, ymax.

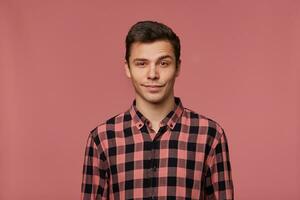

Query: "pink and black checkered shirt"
<box><xmin>81</xmin><ymin>97</ymin><xmax>234</xmax><ymax>200</ymax></box>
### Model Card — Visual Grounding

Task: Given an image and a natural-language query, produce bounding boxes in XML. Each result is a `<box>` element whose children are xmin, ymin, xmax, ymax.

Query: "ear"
<box><xmin>124</xmin><ymin>60</ymin><xmax>131</xmax><ymax>78</ymax></box>
<box><xmin>175</xmin><ymin>59</ymin><xmax>181</xmax><ymax>77</ymax></box>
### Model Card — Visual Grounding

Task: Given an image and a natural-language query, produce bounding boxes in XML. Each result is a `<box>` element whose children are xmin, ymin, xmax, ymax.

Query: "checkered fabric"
<box><xmin>81</xmin><ymin>97</ymin><xmax>234</xmax><ymax>199</ymax></box>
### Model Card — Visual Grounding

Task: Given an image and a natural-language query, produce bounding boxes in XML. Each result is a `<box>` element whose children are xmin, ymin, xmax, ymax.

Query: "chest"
<box><xmin>105</xmin><ymin>129</ymin><xmax>208</xmax><ymax>182</ymax></box>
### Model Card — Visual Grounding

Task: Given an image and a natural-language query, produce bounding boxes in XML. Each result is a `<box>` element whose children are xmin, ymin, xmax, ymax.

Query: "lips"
<box><xmin>145</xmin><ymin>85</ymin><xmax>162</xmax><ymax>87</ymax></box>
<box><xmin>143</xmin><ymin>84</ymin><xmax>163</xmax><ymax>92</ymax></box>
<box><xmin>143</xmin><ymin>84</ymin><xmax>163</xmax><ymax>87</ymax></box>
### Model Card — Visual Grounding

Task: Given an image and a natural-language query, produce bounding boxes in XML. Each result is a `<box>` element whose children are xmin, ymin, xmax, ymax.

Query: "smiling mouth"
<box><xmin>145</xmin><ymin>85</ymin><xmax>162</xmax><ymax>87</ymax></box>
<box><xmin>142</xmin><ymin>84</ymin><xmax>164</xmax><ymax>92</ymax></box>
<box><xmin>143</xmin><ymin>84</ymin><xmax>164</xmax><ymax>87</ymax></box>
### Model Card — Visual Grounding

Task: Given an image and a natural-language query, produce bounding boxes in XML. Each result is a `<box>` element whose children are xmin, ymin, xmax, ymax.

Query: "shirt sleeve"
<box><xmin>205</xmin><ymin>129</ymin><xmax>234</xmax><ymax>200</ymax></box>
<box><xmin>81</xmin><ymin>131</ymin><xmax>110</xmax><ymax>200</ymax></box>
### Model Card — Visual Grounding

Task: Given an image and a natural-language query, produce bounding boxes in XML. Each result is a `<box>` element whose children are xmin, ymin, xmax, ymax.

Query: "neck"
<box><xmin>135</xmin><ymin>95</ymin><xmax>175</xmax><ymax>124</ymax></box>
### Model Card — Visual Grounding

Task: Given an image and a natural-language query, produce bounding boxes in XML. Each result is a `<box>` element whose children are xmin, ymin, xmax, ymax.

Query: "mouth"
<box><xmin>142</xmin><ymin>84</ymin><xmax>164</xmax><ymax>92</ymax></box>
<box><xmin>143</xmin><ymin>84</ymin><xmax>164</xmax><ymax>88</ymax></box>
<box><xmin>144</xmin><ymin>85</ymin><xmax>163</xmax><ymax>87</ymax></box>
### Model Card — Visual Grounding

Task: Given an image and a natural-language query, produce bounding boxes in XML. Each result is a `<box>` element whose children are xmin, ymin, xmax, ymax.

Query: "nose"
<box><xmin>147</xmin><ymin>64</ymin><xmax>159</xmax><ymax>80</ymax></box>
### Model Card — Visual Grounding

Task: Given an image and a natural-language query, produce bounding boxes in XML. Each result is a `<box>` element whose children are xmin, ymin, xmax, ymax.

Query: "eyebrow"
<box><xmin>157</xmin><ymin>55</ymin><xmax>173</xmax><ymax>60</ymax></box>
<box><xmin>132</xmin><ymin>55</ymin><xmax>173</xmax><ymax>62</ymax></box>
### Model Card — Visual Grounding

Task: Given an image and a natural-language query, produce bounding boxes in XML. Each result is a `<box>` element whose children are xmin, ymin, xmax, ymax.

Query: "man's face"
<box><xmin>125</xmin><ymin>40</ymin><xmax>180</xmax><ymax>104</ymax></box>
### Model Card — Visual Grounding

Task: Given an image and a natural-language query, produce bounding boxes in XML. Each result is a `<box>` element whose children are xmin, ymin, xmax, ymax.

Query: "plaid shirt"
<box><xmin>81</xmin><ymin>97</ymin><xmax>234</xmax><ymax>200</ymax></box>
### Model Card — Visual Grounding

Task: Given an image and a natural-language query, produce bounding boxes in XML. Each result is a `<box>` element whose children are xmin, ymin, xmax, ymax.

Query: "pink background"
<box><xmin>1</xmin><ymin>1</ymin><xmax>299</xmax><ymax>199</ymax></box>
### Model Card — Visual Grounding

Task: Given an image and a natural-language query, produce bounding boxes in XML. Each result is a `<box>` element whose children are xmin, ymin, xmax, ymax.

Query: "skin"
<box><xmin>125</xmin><ymin>40</ymin><xmax>181</xmax><ymax>133</ymax></box>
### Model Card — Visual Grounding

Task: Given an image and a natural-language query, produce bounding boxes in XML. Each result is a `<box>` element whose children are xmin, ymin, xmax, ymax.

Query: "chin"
<box><xmin>142</xmin><ymin>94</ymin><xmax>167</xmax><ymax>104</ymax></box>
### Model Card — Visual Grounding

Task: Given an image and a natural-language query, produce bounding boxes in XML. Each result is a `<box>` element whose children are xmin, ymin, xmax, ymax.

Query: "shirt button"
<box><xmin>152</xmin><ymin>165</ymin><xmax>156</xmax><ymax>172</ymax></box>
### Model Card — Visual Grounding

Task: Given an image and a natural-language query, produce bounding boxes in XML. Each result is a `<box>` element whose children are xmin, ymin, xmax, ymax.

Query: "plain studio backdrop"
<box><xmin>1</xmin><ymin>1</ymin><xmax>299</xmax><ymax>199</ymax></box>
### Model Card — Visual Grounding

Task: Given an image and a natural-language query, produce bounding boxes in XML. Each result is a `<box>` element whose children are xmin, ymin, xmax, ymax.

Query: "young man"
<box><xmin>81</xmin><ymin>21</ymin><xmax>234</xmax><ymax>199</ymax></box>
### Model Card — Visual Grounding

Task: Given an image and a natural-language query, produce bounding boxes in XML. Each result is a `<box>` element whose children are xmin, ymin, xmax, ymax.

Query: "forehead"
<box><xmin>130</xmin><ymin>40</ymin><xmax>175</xmax><ymax>61</ymax></box>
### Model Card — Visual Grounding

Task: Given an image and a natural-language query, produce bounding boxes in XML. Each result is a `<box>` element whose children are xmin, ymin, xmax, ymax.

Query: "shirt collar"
<box><xmin>129</xmin><ymin>96</ymin><xmax>184</xmax><ymax>130</ymax></box>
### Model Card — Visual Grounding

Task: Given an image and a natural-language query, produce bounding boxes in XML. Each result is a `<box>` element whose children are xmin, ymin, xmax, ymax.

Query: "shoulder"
<box><xmin>88</xmin><ymin>109</ymin><xmax>129</xmax><ymax>145</ymax></box>
<box><xmin>183</xmin><ymin>107</ymin><xmax>226</xmax><ymax>141</ymax></box>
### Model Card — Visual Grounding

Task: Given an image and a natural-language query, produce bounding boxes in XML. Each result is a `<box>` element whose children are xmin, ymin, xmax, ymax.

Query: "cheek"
<box><xmin>130</xmin><ymin>72</ymin><xmax>141</xmax><ymax>81</ymax></box>
<box><xmin>163</xmin><ymin>72</ymin><xmax>177</xmax><ymax>84</ymax></box>
<box><xmin>130</xmin><ymin>73</ymin><xmax>144</xmax><ymax>86</ymax></box>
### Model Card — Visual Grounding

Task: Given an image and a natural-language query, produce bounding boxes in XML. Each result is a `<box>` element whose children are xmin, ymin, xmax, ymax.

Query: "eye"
<box><xmin>160</xmin><ymin>60</ymin><xmax>169</xmax><ymax>67</ymax></box>
<box><xmin>135</xmin><ymin>61</ymin><xmax>146</xmax><ymax>67</ymax></box>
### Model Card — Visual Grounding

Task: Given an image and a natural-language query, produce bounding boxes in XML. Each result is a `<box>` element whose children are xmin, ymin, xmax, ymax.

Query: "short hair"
<box><xmin>125</xmin><ymin>21</ymin><xmax>181</xmax><ymax>66</ymax></box>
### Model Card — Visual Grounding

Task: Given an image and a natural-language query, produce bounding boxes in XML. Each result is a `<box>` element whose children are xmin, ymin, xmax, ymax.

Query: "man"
<box><xmin>81</xmin><ymin>21</ymin><xmax>234</xmax><ymax>199</ymax></box>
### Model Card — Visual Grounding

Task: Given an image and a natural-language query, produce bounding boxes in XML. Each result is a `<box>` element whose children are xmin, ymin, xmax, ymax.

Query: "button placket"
<box><xmin>151</xmin><ymin>140</ymin><xmax>157</xmax><ymax>198</ymax></box>
<box><xmin>151</xmin><ymin>148</ymin><xmax>156</xmax><ymax>172</ymax></box>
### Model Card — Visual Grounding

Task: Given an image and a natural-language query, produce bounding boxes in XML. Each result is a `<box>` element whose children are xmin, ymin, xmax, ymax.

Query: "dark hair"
<box><xmin>125</xmin><ymin>21</ymin><xmax>181</xmax><ymax>66</ymax></box>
